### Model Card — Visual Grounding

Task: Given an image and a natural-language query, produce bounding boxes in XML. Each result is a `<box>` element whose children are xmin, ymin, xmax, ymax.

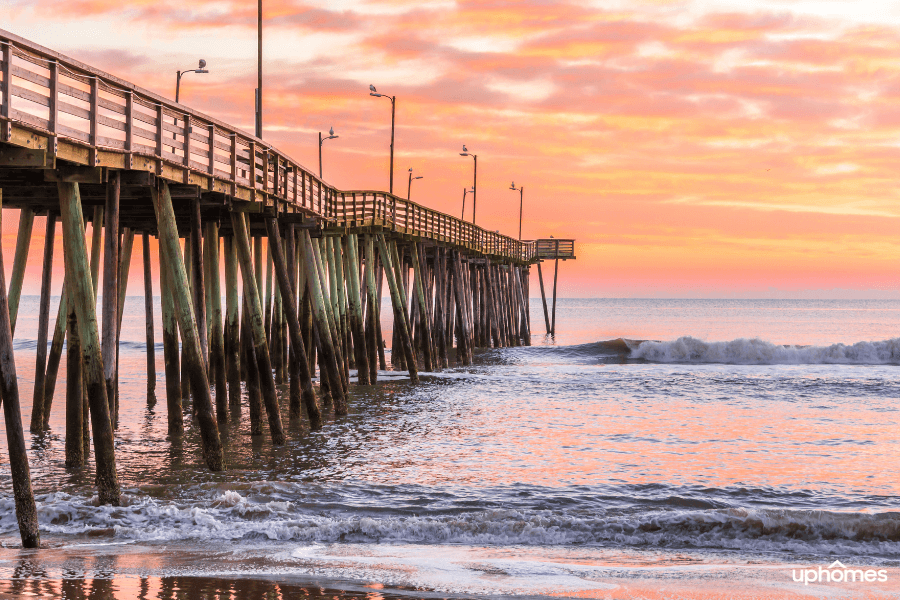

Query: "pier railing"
<box><xmin>0</xmin><ymin>29</ymin><xmax>552</xmax><ymax>264</ymax></box>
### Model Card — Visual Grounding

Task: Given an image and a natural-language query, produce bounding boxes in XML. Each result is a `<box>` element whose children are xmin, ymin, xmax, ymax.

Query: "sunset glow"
<box><xmin>5</xmin><ymin>0</ymin><xmax>900</xmax><ymax>297</ymax></box>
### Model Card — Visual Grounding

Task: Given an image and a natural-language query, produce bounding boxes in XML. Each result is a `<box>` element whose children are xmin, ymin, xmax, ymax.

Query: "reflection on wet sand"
<box><xmin>0</xmin><ymin>576</ymin><xmax>419</xmax><ymax>599</ymax></box>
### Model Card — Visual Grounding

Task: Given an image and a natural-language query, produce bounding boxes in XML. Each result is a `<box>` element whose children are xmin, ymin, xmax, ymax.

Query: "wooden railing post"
<box><xmin>182</xmin><ymin>114</ymin><xmax>191</xmax><ymax>183</ymax></box>
<box><xmin>155</xmin><ymin>104</ymin><xmax>163</xmax><ymax>171</ymax></box>
<box><xmin>1</xmin><ymin>40</ymin><xmax>10</xmax><ymax>141</ymax></box>
<box><xmin>248</xmin><ymin>142</ymin><xmax>257</xmax><ymax>197</ymax></box>
<box><xmin>301</xmin><ymin>171</ymin><xmax>307</xmax><ymax>209</ymax></box>
<box><xmin>229</xmin><ymin>135</ymin><xmax>237</xmax><ymax>197</ymax></box>
<box><xmin>207</xmin><ymin>124</ymin><xmax>215</xmax><ymax>183</ymax></box>
<box><xmin>124</xmin><ymin>92</ymin><xmax>133</xmax><ymax>169</ymax></box>
<box><xmin>89</xmin><ymin>78</ymin><xmax>99</xmax><ymax>165</ymax></box>
<box><xmin>48</xmin><ymin>60</ymin><xmax>58</xmax><ymax>160</ymax></box>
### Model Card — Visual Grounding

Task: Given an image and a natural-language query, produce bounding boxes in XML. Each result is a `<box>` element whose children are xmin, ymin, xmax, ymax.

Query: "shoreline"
<box><xmin>0</xmin><ymin>541</ymin><xmax>898</xmax><ymax>599</ymax></box>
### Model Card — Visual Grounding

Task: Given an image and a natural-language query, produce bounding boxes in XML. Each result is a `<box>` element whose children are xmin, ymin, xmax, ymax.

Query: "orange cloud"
<box><xmin>5</xmin><ymin>0</ymin><xmax>900</xmax><ymax>297</ymax></box>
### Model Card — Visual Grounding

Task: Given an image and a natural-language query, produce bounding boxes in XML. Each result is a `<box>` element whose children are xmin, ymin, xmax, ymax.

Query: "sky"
<box><xmin>5</xmin><ymin>0</ymin><xmax>900</xmax><ymax>298</ymax></box>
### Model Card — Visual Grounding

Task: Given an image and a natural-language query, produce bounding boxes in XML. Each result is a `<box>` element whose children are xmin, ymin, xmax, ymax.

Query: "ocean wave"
<box><xmin>6</xmin><ymin>491</ymin><xmax>900</xmax><ymax>558</ymax></box>
<box><xmin>630</xmin><ymin>337</ymin><xmax>900</xmax><ymax>365</ymax></box>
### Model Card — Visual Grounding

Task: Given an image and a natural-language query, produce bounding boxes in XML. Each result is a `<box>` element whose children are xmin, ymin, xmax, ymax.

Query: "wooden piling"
<box><xmin>158</xmin><ymin>241</ymin><xmax>183</xmax><ymax>436</ymax></box>
<box><xmin>112</xmin><ymin>228</ymin><xmax>134</xmax><ymax>420</ymax></box>
<box><xmin>264</xmin><ymin>217</ymin><xmax>322</xmax><ymax>428</ymax></box>
<box><xmin>300</xmin><ymin>230</ymin><xmax>347</xmax><ymax>413</ymax></box>
<box><xmin>432</xmin><ymin>249</ymin><xmax>448</xmax><ymax>368</ymax></box>
<box><xmin>190</xmin><ymin>197</ymin><xmax>208</xmax><ymax>364</ymax></box>
<box><xmin>513</xmin><ymin>266</ymin><xmax>530</xmax><ymax>345</ymax></box>
<box><xmin>142</xmin><ymin>232</ymin><xmax>156</xmax><ymax>393</ymax></box>
<box><xmin>57</xmin><ymin>181</ymin><xmax>121</xmax><ymax>504</ymax></box>
<box><xmin>536</xmin><ymin>262</ymin><xmax>551</xmax><ymax>335</ymax></box>
<box><xmin>284</xmin><ymin>225</ymin><xmax>302</xmax><ymax>417</ymax></box>
<box><xmin>410</xmin><ymin>242</ymin><xmax>434</xmax><ymax>372</ymax></box>
<box><xmin>363</xmin><ymin>235</ymin><xmax>379</xmax><ymax>384</ymax></box>
<box><xmin>206</xmin><ymin>222</ymin><xmax>227</xmax><ymax>423</ymax></box>
<box><xmin>229</xmin><ymin>211</ymin><xmax>286</xmax><ymax>444</ymax></box>
<box><xmin>272</xmin><ymin>282</ymin><xmax>284</xmax><ymax>384</ymax></box>
<box><xmin>30</xmin><ymin>214</ymin><xmax>56</xmax><ymax>432</ymax></box>
<box><xmin>314</xmin><ymin>237</ymin><xmax>349</xmax><ymax>395</ymax></box>
<box><xmin>345</xmin><ymin>235</ymin><xmax>369</xmax><ymax>385</ymax></box>
<box><xmin>180</xmin><ymin>239</ymin><xmax>191</xmax><ymax>401</ymax></box>
<box><xmin>101</xmin><ymin>172</ymin><xmax>119</xmax><ymax>413</ymax></box>
<box><xmin>450</xmin><ymin>253</ymin><xmax>471</xmax><ymax>365</ymax></box>
<box><xmin>551</xmin><ymin>257</ymin><xmax>559</xmax><ymax>336</ymax></box>
<box><xmin>242</xmin><ymin>301</ymin><xmax>263</xmax><ymax>436</ymax></box>
<box><xmin>0</xmin><ymin>199</ymin><xmax>40</xmax><ymax>547</ymax></box>
<box><xmin>330</xmin><ymin>237</ymin><xmax>350</xmax><ymax>375</ymax></box>
<box><xmin>224</xmin><ymin>236</ymin><xmax>241</xmax><ymax>412</ymax></box>
<box><xmin>150</xmin><ymin>181</ymin><xmax>224</xmax><ymax>471</ymax></box>
<box><xmin>375</xmin><ymin>257</ymin><xmax>387</xmax><ymax>371</ymax></box>
<box><xmin>8</xmin><ymin>207</ymin><xmax>33</xmax><ymax>334</ymax></box>
<box><xmin>376</xmin><ymin>236</ymin><xmax>419</xmax><ymax>383</ymax></box>
<box><xmin>264</xmin><ymin>242</ymin><xmax>273</xmax><ymax>342</ymax></box>
<box><xmin>42</xmin><ymin>279</ymin><xmax>68</xmax><ymax>430</ymax></box>
<box><xmin>64</xmin><ymin>287</ymin><xmax>82</xmax><ymax>468</ymax></box>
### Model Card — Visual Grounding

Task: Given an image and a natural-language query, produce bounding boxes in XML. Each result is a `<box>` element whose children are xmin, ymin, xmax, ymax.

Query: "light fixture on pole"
<box><xmin>369</xmin><ymin>84</ymin><xmax>396</xmax><ymax>194</ymax></box>
<box><xmin>174</xmin><ymin>60</ymin><xmax>208</xmax><ymax>150</ymax></box>
<box><xmin>407</xmin><ymin>168</ymin><xmax>423</xmax><ymax>201</ymax></box>
<box><xmin>319</xmin><ymin>127</ymin><xmax>339</xmax><ymax>179</ymax></box>
<box><xmin>461</xmin><ymin>186</ymin><xmax>474</xmax><ymax>220</ymax></box>
<box><xmin>459</xmin><ymin>145</ymin><xmax>477</xmax><ymax>223</ymax></box>
<box><xmin>175</xmin><ymin>59</ymin><xmax>208</xmax><ymax>103</ymax></box>
<box><xmin>509</xmin><ymin>181</ymin><xmax>524</xmax><ymax>240</ymax></box>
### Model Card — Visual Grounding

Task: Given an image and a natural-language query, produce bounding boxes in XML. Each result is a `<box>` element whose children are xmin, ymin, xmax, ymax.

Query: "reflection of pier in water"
<box><xmin>0</xmin><ymin>29</ymin><xmax>576</xmax><ymax>546</ymax></box>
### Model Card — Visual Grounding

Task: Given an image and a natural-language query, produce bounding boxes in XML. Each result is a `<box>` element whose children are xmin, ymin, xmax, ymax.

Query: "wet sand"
<box><xmin>0</xmin><ymin>542</ymin><xmax>898</xmax><ymax>599</ymax></box>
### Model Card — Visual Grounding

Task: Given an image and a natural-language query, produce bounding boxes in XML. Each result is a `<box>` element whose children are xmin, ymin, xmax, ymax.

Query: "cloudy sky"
<box><xmin>5</xmin><ymin>0</ymin><xmax>900</xmax><ymax>297</ymax></box>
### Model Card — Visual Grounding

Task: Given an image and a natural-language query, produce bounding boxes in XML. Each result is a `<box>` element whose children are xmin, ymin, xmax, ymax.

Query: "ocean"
<box><xmin>0</xmin><ymin>297</ymin><xmax>898</xmax><ymax>599</ymax></box>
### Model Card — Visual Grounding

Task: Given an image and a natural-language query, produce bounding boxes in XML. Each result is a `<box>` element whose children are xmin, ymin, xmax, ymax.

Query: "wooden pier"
<box><xmin>0</xmin><ymin>29</ymin><xmax>575</xmax><ymax>547</ymax></box>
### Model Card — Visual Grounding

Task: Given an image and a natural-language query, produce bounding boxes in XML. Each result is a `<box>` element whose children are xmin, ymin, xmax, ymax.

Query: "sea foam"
<box><xmin>4</xmin><ymin>490</ymin><xmax>898</xmax><ymax>558</ymax></box>
<box><xmin>631</xmin><ymin>336</ymin><xmax>900</xmax><ymax>365</ymax></box>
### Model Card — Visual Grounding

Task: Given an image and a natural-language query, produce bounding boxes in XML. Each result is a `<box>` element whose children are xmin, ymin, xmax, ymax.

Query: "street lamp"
<box><xmin>174</xmin><ymin>60</ymin><xmax>208</xmax><ymax>150</ymax></box>
<box><xmin>369</xmin><ymin>84</ymin><xmax>396</xmax><ymax>194</ymax></box>
<box><xmin>407</xmin><ymin>168</ymin><xmax>423</xmax><ymax>201</ymax></box>
<box><xmin>175</xmin><ymin>59</ymin><xmax>208</xmax><ymax>103</ymax></box>
<box><xmin>510</xmin><ymin>181</ymin><xmax>524</xmax><ymax>240</ymax></box>
<box><xmin>459</xmin><ymin>145</ymin><xmax>477</xmax><ymax>223</ymax></box>
<box><xmin>461</xmin><ymin>186</ymin><xmax>474</xmax><ymax>220</ymax></box>
<box><xmin>319</xmin><ymin>127</ymin><xmax>339</xmax><ymax>179</ymax></box>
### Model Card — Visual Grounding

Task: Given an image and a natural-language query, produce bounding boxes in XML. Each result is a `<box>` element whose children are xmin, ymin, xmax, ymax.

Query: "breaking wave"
<box><xmin>630</xmin><ymin>337</ymin><xmax>900</xmax><ymax>365</ymax></box>
<box><xmin>4</xmin><ymin>490</ymin><xmax>898</xmax><ymax>558</ymax></box>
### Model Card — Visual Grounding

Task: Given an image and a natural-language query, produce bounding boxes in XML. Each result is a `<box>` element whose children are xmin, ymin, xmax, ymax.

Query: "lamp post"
<box><xmin>459</xmin><ymin>145</ymin><xmax>477</xmax><ymax>223</ymax></box>
<box><xmin>174</xmin><ymin>60</ymin><xmax>208</xmax><ymax>150</ymax></box>
<box><xmin>175</xmin><ymin>60</ymin><xmax>208</xmax><ymax>103</ymax></box>
<box><xmin>369</xmin><ymin>85</ymin><xmax>396</xmax><ymax>194</ymax></box>
<box><xmin>510</xmin><ymin>181</ymin><xmax>524</xmax><ymax>240</ymax></box>
<box><xmin>461</xmin><ymin>186</ymin><xmax>474</xmax><ymax>220</ymax></box>
<box><xmin>257</xmin><ymin>0</ymin><xmax>262</xmax><ymax>137</ymax></box>
<box><xmin>407</xmin><ymin>168</ymin><xmax>423</xmax><ymax>201</ymax></box>
<box><xmin>319</xmin><ymin>127</ymin><xmax>338</xmax><ymax>179</ymax></box>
